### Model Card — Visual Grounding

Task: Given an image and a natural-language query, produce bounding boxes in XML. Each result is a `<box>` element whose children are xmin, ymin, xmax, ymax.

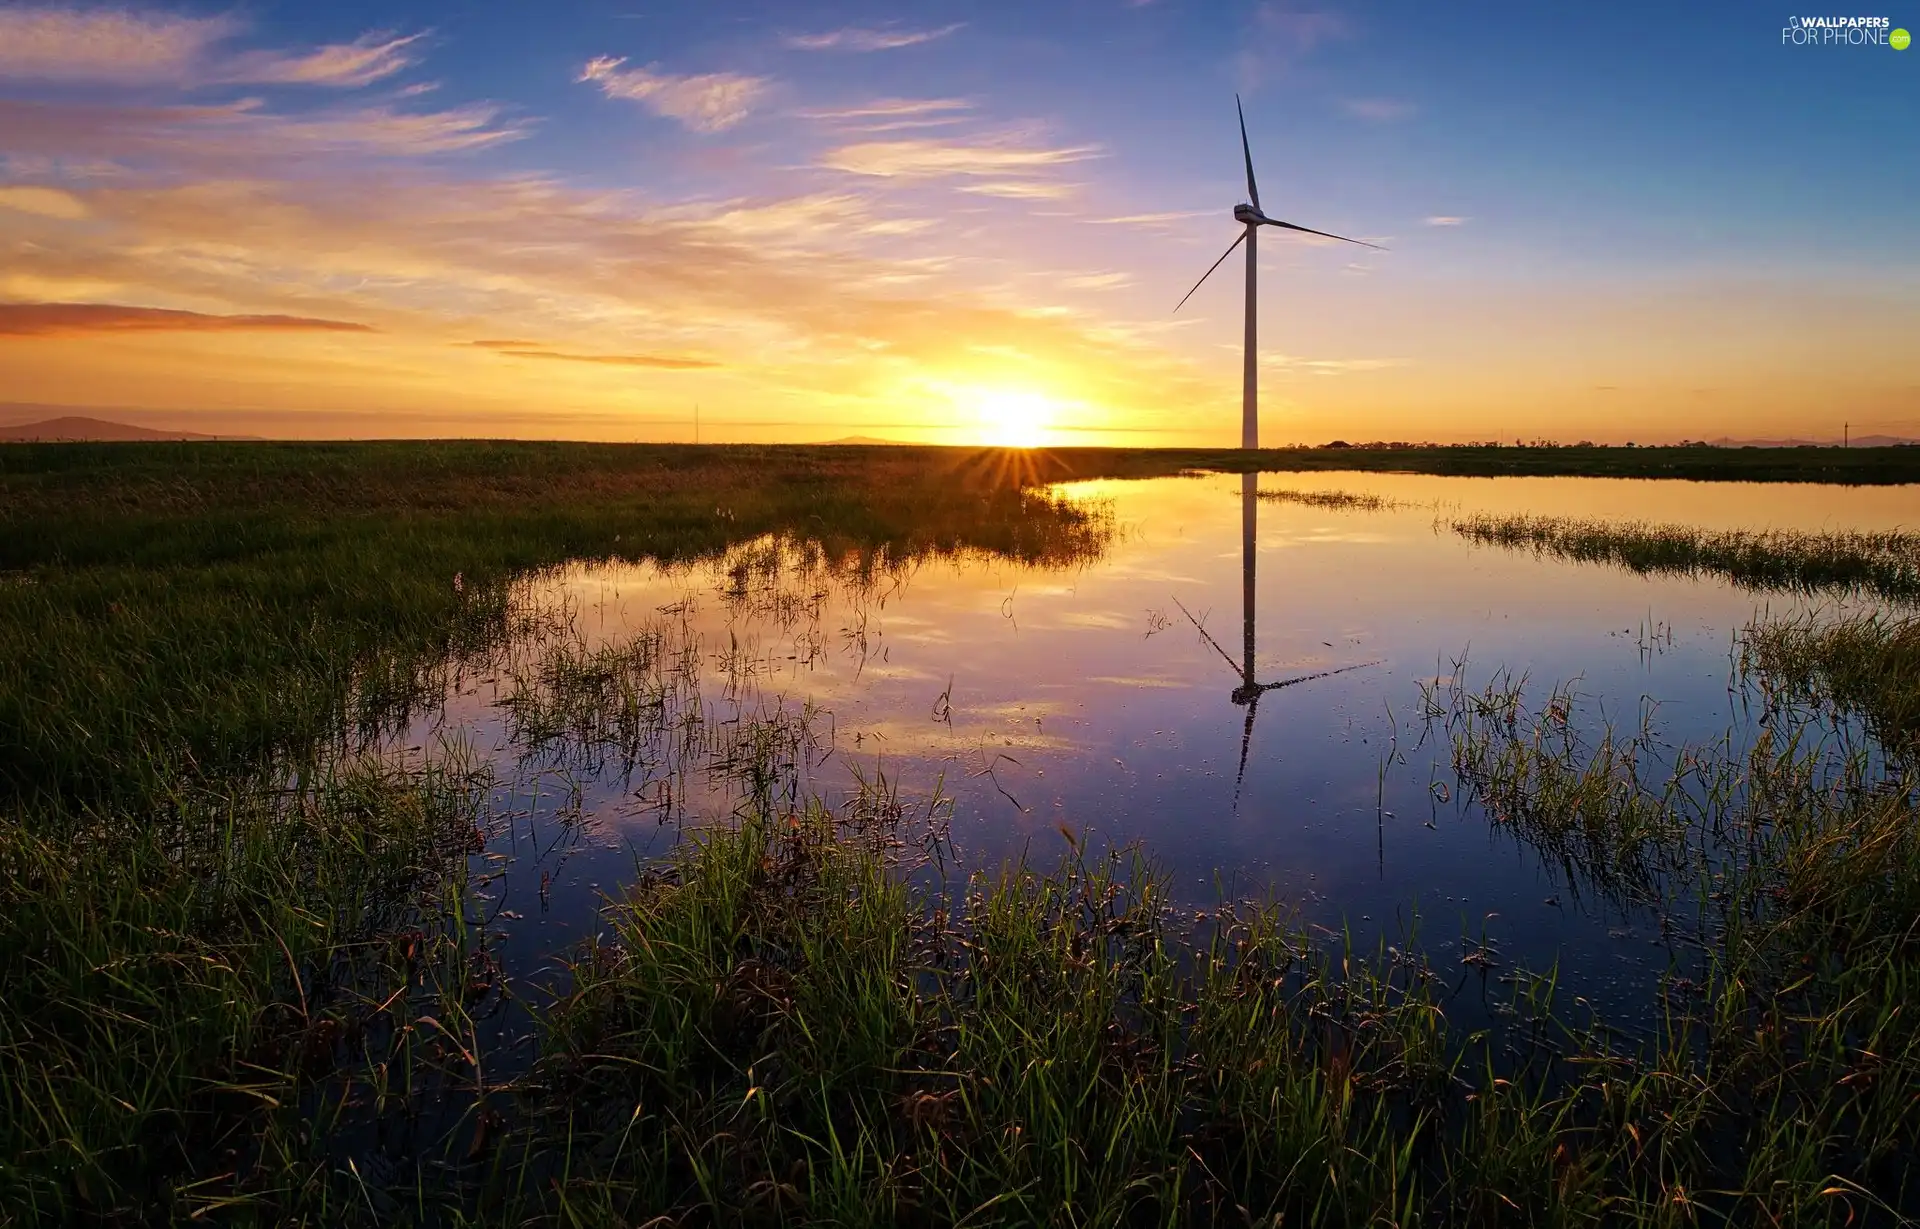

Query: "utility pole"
<box><xmin>695</xmin><ymin>403</ymin><xmax>700</xmax><ymax>446</ymax></box>
<box><xmin>1844</xmin><ymin>421</ymin><xmax>1848</xmax><ymax>449</ymax></box>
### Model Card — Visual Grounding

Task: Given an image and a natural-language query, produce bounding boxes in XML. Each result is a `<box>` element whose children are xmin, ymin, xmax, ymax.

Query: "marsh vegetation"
<box><xmin>2</xmin><ymin>442</ymin><xmax>1917</xmax><ymax>1225</ymax></box>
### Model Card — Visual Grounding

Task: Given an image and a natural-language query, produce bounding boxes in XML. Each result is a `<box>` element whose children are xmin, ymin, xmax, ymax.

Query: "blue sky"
<box><xmin>0</xmin><ymin>0</ymin><xmax>1913</xmax><ymax>442</ymax></box>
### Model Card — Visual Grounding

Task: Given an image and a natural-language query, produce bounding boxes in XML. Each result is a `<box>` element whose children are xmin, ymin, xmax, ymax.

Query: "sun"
<box><xmin>968</xmin><ymin>387</ymin><xmax>1053</xmax><ymax>449</ymax></box>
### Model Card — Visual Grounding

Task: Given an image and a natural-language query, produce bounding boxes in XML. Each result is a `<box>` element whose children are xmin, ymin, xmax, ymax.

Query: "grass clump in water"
<box><xmin>1451</xmin><ymin>513</ymin><xmax>1920</xmax><ymax>603</ymax></box>
<box><xmin>1258</xmin><ymin>487</ymin><xmax>1414</xmax><ymax>512</ymax></box>
<box><xmin>1742</xmin><ymin>611</ymin><xmax>1920</xmax><ymax>755</ymax></box>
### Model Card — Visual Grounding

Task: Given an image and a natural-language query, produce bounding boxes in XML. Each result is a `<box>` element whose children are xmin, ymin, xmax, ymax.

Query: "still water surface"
<box><xmin>404</xmin><ymin>471</ymin><xmax>1915</xmax><ymax>1023</ymax></box>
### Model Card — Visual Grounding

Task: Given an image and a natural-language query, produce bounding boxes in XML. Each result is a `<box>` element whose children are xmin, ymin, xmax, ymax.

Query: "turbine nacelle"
<box><xmin>1171</xmin><ymin>99</ymin><xmax>1384</xmax><ymax>317</ymax></box>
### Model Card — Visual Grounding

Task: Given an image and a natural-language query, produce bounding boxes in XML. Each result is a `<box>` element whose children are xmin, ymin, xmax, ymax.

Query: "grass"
<box><xmin>1451</xmin><ymin>514</ymin><xmax>1920</xmax><ymax>604</ymax></box>
<box><xmin>0</xmin><ymin>751</ymin><xmax>496</xmax><ymax>1224</ymax></box>
<box><xmin>1258</xmin><ymin>487</ymin><xmax>1419</xmax><ymax>512</ymax></box>
<box><xmin>3</xmin><ymin>439</ymin><xmax>1920</xmax><ymax>1223</ymax></box>
<box><xmin>0</xmin><ymin>444</ymin><xmax>1111</xmax><ymax>805</ymax></box>
<box><xmin>1742</xmin><ymin>612</ymin><xmax>1920</xmax><ymax>754</ymax></box>
<box><xmin>1252</xmin><ymin>486</ymin><xmax>1920</xmax><ymax>605</ymax></box>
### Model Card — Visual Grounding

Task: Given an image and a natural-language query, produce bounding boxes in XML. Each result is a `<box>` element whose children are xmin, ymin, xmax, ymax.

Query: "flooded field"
<box><xmin>13</xmin><ymin>445</ymin><xmax>1920</xmax><ymax>1224</ymax></box>
<box><xmin>415</xmin><ymin>471</ymin><xmax>1917</xmax><ymax>1025</ymax></box>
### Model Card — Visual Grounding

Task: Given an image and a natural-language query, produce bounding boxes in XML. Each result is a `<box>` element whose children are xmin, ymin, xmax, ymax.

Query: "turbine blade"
<box><xmin>1173</xmin><ymin>230</ymin><xmax>1247</xmax><ymax>314</ymax></box>
<box><xmin>1261</xmin><ymin>217</ymin><xmax>1385</xmax><ymax>251</ymax></box>
<box><xmin>1232</xmin><ymin>691</ymin><xmax>1258</xmax><ymax>810</ymax></box>
<box><xmin>1236</xmin><ymin>94</ymin><xmax>1262</xmax><ymax>212</ymax></box>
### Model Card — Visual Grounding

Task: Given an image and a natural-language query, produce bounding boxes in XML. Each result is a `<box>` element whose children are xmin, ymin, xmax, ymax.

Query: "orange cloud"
<box><xmin>469</xmin><ymin>341</ymin><xmax>719</xmax><ymax>369</ymax></box>
<box><xmin>0</xmin><ymin>303</ymin><xmax>376</xmax><ymax>336</ymax></box>
<box><xmin>820</xmin><ymin>137</ymin><xmax>1101</xmax><ymax>179</ymax></box>
<box><xmin>0</xmin><ymin>98</ymin><xmax>524</xmax><ymax>162</ymax></box>
<box><xmin>0</xmin><ymin>185</ymin><xmax>88</xmax><ymax>219</ymax></box>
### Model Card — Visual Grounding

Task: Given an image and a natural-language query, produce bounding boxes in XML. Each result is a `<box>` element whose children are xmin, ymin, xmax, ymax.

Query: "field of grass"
<box><xmin>2</xmin><ymin>440</ymin><xmax>1918</xmax><ymax>1224</ymax></box>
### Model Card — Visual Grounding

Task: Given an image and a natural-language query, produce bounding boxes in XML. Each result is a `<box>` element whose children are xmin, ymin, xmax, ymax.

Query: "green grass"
<box><xmin>0</xmin><ymin>443</ymin><xmax>1111</xmax><ymax>805</ymax></box>
<box><xmin>0</xmin><ymin>751</ymin><xmax>495</xmax><ymax>1224</ymax></box>
<box><xmin>1742</xmin><ymin>612</ymin><xmax>1920</xmax><ymax>754</ymax></box>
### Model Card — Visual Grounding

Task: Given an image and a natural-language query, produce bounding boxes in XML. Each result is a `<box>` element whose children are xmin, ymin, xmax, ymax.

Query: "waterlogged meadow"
<box><xmin>3</xmin><ymin>442</ymin><xmax>1920</xmax><ymax>1225</ymax></box>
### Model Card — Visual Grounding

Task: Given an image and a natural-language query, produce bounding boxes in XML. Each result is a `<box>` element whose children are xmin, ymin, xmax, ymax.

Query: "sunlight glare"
<box><xmin>968</xmin><ymin>387</ymin><xmax>1053</xmax><ymax>448</ymax></box>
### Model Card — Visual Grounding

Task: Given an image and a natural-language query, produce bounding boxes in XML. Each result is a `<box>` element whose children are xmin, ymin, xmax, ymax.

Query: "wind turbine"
<box><xmin>1174</xmin><ymin>95</ymin><xmax>1382</xmax><ymax>450</ymax></box>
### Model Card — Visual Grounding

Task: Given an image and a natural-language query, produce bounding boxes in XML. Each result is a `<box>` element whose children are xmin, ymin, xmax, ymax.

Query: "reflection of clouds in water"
<box><xmin>1260</xmin><ymin>529</ymin><xmax>1398</xmax><ymax>547</ymax></box>
<box><xmin>1082</xmin><ymin>675</ymin><xmax>1192</xmax><ymax>689</ymax></box>
<box><xmin>1055</xmin><ymin>611</ymin><xmax>1133</xmax><ymax>630</ymax></box>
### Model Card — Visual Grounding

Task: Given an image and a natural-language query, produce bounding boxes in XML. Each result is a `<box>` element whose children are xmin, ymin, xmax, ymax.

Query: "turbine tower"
<box><xmin>1174</xmin><ymin>96</ymin><xmax>1381</xmax><ymax>449</ymax></box>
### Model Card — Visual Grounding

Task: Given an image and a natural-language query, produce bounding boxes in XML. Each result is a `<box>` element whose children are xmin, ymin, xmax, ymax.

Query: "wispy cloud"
<box><xmin>960</xmin><ymin>180</ymin><xmax>1079</xmax><ymax>200</ymax></box>
<box><xmin>0</xmin><ymin>8</ymin><xmax>422</xmax><ymax>88</ymax></box>
<box><xmin>1424</xmin><ymin>215</ymin><xmax>1468</xmax><ymax>226</ymax></box>
<box><xmin>798</xmin><ymin>97</ymin><xmax>973</xmax><ymax>132</ymax></box>
<box><xmin>219</xmin><ymin>32</ymin><xmax>426</xmax><ymax>89</ymax></box>
<box><xmin>1258</xmin><ymin>351</ymin><xmax>1405</xmax><ymax>375</ymax></box>
<box><xmin>470</xmin><ymin>340</ymin><xmax>719</xmax><ymax>369</ymax></box>
<box><xmin>784</xmin><ymin>24</ymin><xmax>964</xmax><ymax>52</ymax></box>
<box><xmin>0</xmin><ymin>302</ymin><xmax>375</xmax><ymax>337</ymax></box>
<box><xmin>1087</xmin><ymin>211</ymin><xmax>1211</xmax><ymax>226</ymax></box>
<box><xmin>820</xmin><ymin>137</ymin><xmax>1101</xmax><ymax>179</ymax></box>
<box><xmin>1064</xmin><ymin>272</ymin><xmax>1133</xmax><ymax>290</ymax></box>
<box><xmin>799</xmin><ymin>98</ymin><xmax>973</xmax><ymax>121</ymax></box>
<box><xmin>0</xmin><ymin>185</ymin><xmax>89</xmax><ymax>219</ymax></box>
<box><xmin>0</xmin><ymin>98</ymin><xmax>526</xmax><ymax>161</ymax></box>
<box><xmin>1342</xmin><ymin>97</ymin><xmax>1414</xmax><ymax>122</ymax></box>
<box><xmin>578</xmin><ymin>57</ymin><xmax>767</xmax><ymax>132</ymax></box>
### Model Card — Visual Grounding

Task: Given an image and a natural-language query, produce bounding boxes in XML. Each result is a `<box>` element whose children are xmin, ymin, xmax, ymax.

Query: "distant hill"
<box><xmin>814</xmin><ymin>435</ymin><xmax>905</xmax><ymax>446</ymax></box>
<box><xmin>0</xmin><ymin>416</ymin><xmax>229</xmax><ymax>442</ymax></box>
<box><xmin>1706</xmin><ymin>435</ymin><xmax>1917</xmax><ymax>449</ymax></box>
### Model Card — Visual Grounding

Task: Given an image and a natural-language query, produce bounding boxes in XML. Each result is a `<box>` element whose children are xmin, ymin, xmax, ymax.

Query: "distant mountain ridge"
<box><xmin>0</xmin><ymin>415</ymin><xmax>243</xmax><ymax>441</ymax></box>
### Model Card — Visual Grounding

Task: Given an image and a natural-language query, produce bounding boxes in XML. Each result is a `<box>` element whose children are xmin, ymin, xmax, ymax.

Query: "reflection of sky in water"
<box><xmin>411</xmin><ymin>471</ymin><xmax>1916</xmax><ymax>1025</ymax></box>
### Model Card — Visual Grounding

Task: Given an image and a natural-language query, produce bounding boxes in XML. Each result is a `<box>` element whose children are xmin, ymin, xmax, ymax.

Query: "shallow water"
<box><xmin>403</xmin><ymin>471</ymin><xmax>1916</xmax><ymax>1024</ymax></box>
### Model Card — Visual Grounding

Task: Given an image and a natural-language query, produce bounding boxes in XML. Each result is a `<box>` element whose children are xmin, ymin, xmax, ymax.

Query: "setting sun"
<box><xmin>963</xmin><ymin>387</ymin><xmax>1055</xmax><ymax>448</ymax></box>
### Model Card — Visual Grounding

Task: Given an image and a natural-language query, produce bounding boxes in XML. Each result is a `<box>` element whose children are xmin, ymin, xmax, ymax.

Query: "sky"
<box><xmin>0</xmin><ymin>1</ymin><xmax>1914</xmax><ymax>446</ymax></box>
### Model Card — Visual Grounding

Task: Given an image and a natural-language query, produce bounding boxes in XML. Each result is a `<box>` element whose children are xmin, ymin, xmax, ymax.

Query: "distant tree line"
<box><xmin>1310</xmin><ymin>438</ymin><xmax>1907</xmax><ymax>450</ymax></box>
